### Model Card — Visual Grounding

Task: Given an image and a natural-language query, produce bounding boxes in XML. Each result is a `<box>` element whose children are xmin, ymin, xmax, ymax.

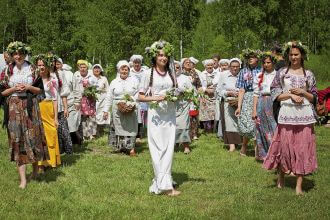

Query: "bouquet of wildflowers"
<box><xmin>83</xmin><ymin>85</ymin><xmax>100</xmax><ymax>101</ymax></box>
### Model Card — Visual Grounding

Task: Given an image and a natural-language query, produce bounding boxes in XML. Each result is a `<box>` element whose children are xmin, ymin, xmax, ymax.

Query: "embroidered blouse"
<box><xmin>271</xmin><ymin>68</ymin><xmax>317</xmax><ymax>125</ymax></box>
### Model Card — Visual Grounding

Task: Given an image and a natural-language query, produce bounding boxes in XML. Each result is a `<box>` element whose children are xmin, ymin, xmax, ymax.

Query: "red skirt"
<box><xmin>263</xmin><ymin>124</ymin><xmax>317</xmax><ymax>175</ymax></box>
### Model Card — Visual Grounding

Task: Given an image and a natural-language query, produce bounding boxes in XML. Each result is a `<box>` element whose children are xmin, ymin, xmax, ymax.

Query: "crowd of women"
<box><xmin>0</xmin><ymin>40</ymin><xmax>319</xmax><ymax>196</ymax></box>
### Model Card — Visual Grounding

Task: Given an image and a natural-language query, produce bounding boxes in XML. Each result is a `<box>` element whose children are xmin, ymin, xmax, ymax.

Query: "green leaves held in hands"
<box><xmin>83</xmin><ymin>85</ymin><xmax>100</xmax><ymax>101</ymax></box>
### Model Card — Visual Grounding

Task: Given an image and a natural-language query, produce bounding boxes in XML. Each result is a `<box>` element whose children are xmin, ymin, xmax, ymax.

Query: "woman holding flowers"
<box><xmin>263</xmin><ymin>41</ymin><xmax>318</xmax><ymax>195</ymax></box>
<box><xmin>34</xmin><ymin>54</ymin><xmax>61</xmax><ymax>169</ymax></box>
<box><xmin>0</xmin><ymin>42</ymin><xmax>48</xmax><ymax>188</ymax></box>
<box><xmin>138</xmin><ymin>40</ymin><xmax>181</xmax><ymax>196</ymax></box>
<box><xmin>74</xmin><ymin>60</ymin><xmax>98</xmax><ymax>140</ymax></box>
<box><xmin>174</xmin><ymin>61</ymin><xmax>193</xmax><ymax>154</ymax></box>
<box><xmin>103</xmin><ymin>60</ymin><xmax>139</xmax><ymax>156</ymax></box>
<box><xmin>182</xmin><ymin>57</ymin><xmax>203</xmax><ymax>140</ymax></box>
<box><xmin>252</xmin><ymin>52</ymin><xmax>277</xmax><ymax>160</ymax></box>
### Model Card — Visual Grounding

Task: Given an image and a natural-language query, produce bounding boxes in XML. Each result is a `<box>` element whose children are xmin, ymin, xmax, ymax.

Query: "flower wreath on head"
<box><xmin>6</xmin><ymin>41</ymin><xmax>32</xmax><ymax>55</ymax></box>
<box><xmin>240</xmin><ymin>48</ymin><xmax>262</xmax><ymax>61</ymax></box>
<box><xmin>260</xmin><ymin>51</ymin><xmax>277</xmax><ymax>63</ymax></box>
<box><xmin>31</xmin><ymin>53</ymin><xmax>58</xmax><ymax>68</ymax></box>
<box><xmin>282</xmin><ymin>41</ymin><xmax>309</xmax><ymax>60</ymax></box>
<box><xmin>145</xmin><ymin>40</ymin><xmax>174</xmax><ymax>58</ymax></box>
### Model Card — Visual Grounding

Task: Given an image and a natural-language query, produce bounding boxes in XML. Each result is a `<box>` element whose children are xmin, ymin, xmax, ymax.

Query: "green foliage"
<box><xmin>83</xmin><ymin>85</ymin><xmax>100</xmax><ymax>101</ymax></box>
<box><xmin>0</xmin><ymin>0</ymin><xmax>330</xmax><ymax>77</ymax></box>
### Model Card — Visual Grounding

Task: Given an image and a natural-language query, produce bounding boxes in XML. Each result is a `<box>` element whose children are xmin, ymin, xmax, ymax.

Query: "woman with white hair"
<box><xmin>91</xmin><ymin>64</ymin><xmax>110</xmax><ymax>135</ymax></box>
<box><xmin>130</xmin><ymin>54</ymin><xmax>148</xmax><ymax>140</ymax></box>
<box><xmin>103</xmin><ymin>60</ymin><xmax>139</xmax><ymax>156</ymax></box>
<box><xmin>199</xmin><ymin>59</ymin><xmax>216</xmax><ymax>132</ymax></box>
<box><xmin>174</xmin><ymin>61</ymin><xmax>193</xmax><ymax>154</ymax></box>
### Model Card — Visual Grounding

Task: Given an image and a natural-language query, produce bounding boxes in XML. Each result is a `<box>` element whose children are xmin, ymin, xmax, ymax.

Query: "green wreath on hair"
<box><xmin>6</xmin><ymin>41</ymin><xmax>32</xmax><ymax>55</ymax></box>
<box><xmin>145</xmin><ymin>40</ymin><xmax>174</xmax><ymax>58</ymax></box>
<box><xmin>240</xmin><ymin>48</ymin><xmax>262</xmax><ymax>61</ymax></box>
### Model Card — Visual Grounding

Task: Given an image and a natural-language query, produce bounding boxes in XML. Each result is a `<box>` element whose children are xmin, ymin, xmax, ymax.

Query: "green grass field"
<box><xmin>0</xmin><ymin>115</ymin><xmax>329</xmax><ymax>219</ymax></box>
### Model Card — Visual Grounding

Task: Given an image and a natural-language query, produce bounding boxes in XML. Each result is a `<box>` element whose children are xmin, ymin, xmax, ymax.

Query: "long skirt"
<box><xmin>175</xmin><ymin>101</ymin><xmax>191</xmax><ymax>144</ymax></box>
<box><xmin>199</xmin><ymin>97</ymin><xmax>216</xmax><ymax>122</ymax></box>
<box><xmin>81</xmin><ymin>115</ymin><xmax>97</xmax><ymax>138</ymax></box>
<box><xmin>255</xmin><ymin>96</ymin><xmax>277</xmax><ymax>159</ymax></box>
<box><xmin>263</xmin><ymin>124</ymin><xmax>317</xmax><ymax>175</ymax></box>
<box><xmin>237</xmin><ymin>91</ymin><xmax>255</xmax><ymax>138</ymax></box>
<box><xmin>190</xmin><ymin>116</ymin><xmax>199</xmax><ymax>138</ymax></box>
<box><xmin>38</xmin><ymin>100</ymin><xmax>61</xmax><ymax>167</ymax></box>
<box><xmin>57</xmin><ymin>112</ymin><xmax>73</xmax><ymax>154</ymax></box>
<box><xmin>220</xmin><ymin>101</ymin><xmax>242</xmax><ymax>145</ymax></box>
<box><xmin>148</xmin><ymin>102</ymin><xmax>176</xmax><ymax>194</ymax></box>
<box><xmin>67</xmin><ymin>103</ymin><xmax>81</xmax><ymax>133</ymax></box>
<box><xmin>7</xmin><ymin>96</ymin><xmax>49</xmax><ymax>165</ymax></box>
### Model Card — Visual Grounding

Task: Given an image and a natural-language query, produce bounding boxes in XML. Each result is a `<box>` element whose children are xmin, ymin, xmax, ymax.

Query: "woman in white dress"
<box><xmin>139</xmin><ymin>40</ymin><xmax>181</xmax><ymax>196</ymax></box>
<box><xmin>92</xmin><ymin>64</ymin><xmax>110</xmax><ymax>136</ymax></box>
<box><xmin>103</xmin><ymin>60</ymin><xmax>139</xmax><ymax>156</ymax></box>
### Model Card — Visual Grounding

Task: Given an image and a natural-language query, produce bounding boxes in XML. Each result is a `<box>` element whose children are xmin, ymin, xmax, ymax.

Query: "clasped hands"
<box><xmin>289</xmin><ymin>88</ymin><xmax>306</xmax><ymax>104</ymax></box>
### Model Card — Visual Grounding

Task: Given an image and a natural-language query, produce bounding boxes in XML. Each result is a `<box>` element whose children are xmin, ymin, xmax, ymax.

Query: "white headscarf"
<box><xmin>219</xmin><ymin>59</ymin><xmax>230</xmax><ymax>65</ymax></box>
<box><xmin>229</xmin><ymin>58</ymin><xmax>242</xmax><ymax>68</ymax></box>
<box><xmin>189</xmin><ymin>57</ymin><xmax>199</xmax><ymax>64</ymax></box>
<box><xmin>180</xmin><ymin>58</ymin><xmax>189</xmax><ymax>66</ymax></box>
<box><xmin>92</xmin><ymin>64</ymin><xmax>104</xmax><ymax>72</ymax></box>
<box><xmin>116</xmin><ymin>60</ymin><xmax>130</xmax><ymax>71</ymax></box>
<box><xmin>130</xmin><ymin>54</ymin><xmax>143</xmax><ymax>63</ymax></box>
<box><xmin>62</xmin><ymin>64</ymin><xmax>72</xmax><ymax>71</ymax></box>
<box><xmin>57</xmin><ymin>58</ymin><xmax>63</xmax><ymax>64</ymax></box>
<box><xmin>202</xmin><ymin>59</ymin><xmax>214</xmax><ymax>67</ymax></box>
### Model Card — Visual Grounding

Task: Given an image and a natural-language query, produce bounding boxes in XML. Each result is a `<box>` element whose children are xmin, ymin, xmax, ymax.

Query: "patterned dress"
<box><xmin>253</xmin><ymin>70</ymin><xmax>277</xmax><ymax>159</ymax></box>
<box><xmin>236</xmin><ymin>65</ymin><xmax>262</xmax><ymax>138</ymax></box>
<box><xmin>0</xmin><ymin>62</ymin><xmax>49</xmax><ymax>165</ymax></box>
<box><xmin>263</xmin><ymin>68</ymin><xmax>318</xmax><ymax>175</ymax></box>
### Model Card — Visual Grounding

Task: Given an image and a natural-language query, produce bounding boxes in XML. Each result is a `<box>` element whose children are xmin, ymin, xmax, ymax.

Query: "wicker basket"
<box><xmin>117</xmin><ymin>101</ymin><xmax>135</xmax><ymax>114</ymax></box>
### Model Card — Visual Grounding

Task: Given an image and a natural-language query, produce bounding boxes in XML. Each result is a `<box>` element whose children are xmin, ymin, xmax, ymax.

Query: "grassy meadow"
<box><xmin>0</xmin><ymin>112</ymin><xmax>329</xmax><ymax>219</ymax></box>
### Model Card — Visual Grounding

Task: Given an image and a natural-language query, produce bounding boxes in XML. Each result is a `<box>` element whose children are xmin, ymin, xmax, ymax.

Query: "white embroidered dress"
<box><xmin>140</xmin><ymin>68</ymin><xmax>176</xmax><ymax>194</ymax></box>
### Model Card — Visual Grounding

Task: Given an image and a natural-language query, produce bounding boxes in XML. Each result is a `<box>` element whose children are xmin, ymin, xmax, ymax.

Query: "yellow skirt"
<box><xmin>38</xmin><ymin>100</ymin><xmax>61</xmax><ymax>167</ymax></box>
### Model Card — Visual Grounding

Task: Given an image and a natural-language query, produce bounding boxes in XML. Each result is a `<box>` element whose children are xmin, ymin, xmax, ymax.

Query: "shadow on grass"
<box><xmin>173</xmin><ymin>172</ymin><xmax>206</xmax><ymax>186</ymax></box>
<box><xmin>271</xmin><ymin>176</ymin><xmax>315</xmax><ymax>192</ymax></box>
<box><xmin>36</xmin><ymin>169</ymin><xmax>64</xmax><ymax>183</ymax></box>
<box><xmin>73</xmin><ymin>141</ymin><xmax>91</xmax><ymax>154</ymax></box>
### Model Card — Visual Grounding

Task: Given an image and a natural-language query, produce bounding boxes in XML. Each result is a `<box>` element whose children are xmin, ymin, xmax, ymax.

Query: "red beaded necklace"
<box><xmin>155</xmin><ymin>67</ymin><xmax>167</xmax><ymax>76</ymax></box>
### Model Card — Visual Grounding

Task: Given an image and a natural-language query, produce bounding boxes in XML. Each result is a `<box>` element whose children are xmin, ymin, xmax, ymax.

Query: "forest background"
<box><xmin>0</xmin><ymin>0</ymin><xmax>329</xmax><ymax>83</ymax></box>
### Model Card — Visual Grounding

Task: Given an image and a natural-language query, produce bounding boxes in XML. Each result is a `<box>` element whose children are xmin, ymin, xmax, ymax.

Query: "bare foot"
<box><xmin>277</xmin><ymin>176</ymin><xmax>284</xmax><ymax>189</ymax></box>
<box><xmin>19</xmin><ymin>182</ymin><xmax>26</xmax><ymax>189</ymax></box>
<box><xmin>229</xmin><ymin>145</ymin><xmax>235</xmax><ymax>152</ymax></box>
<box><xmin>166</xmin><ymin>189</ymin><xmax>181</xmax><ymax>196</ymax></box>
<box><xmin>184</xmin><ymin>147</ymin><xmax>191</xmax><ymax>154</ymax></box>
<box><xmin>296</xmin><ymin>188</ymin><xmax>304</xmax><ymax>195</ymax></box>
